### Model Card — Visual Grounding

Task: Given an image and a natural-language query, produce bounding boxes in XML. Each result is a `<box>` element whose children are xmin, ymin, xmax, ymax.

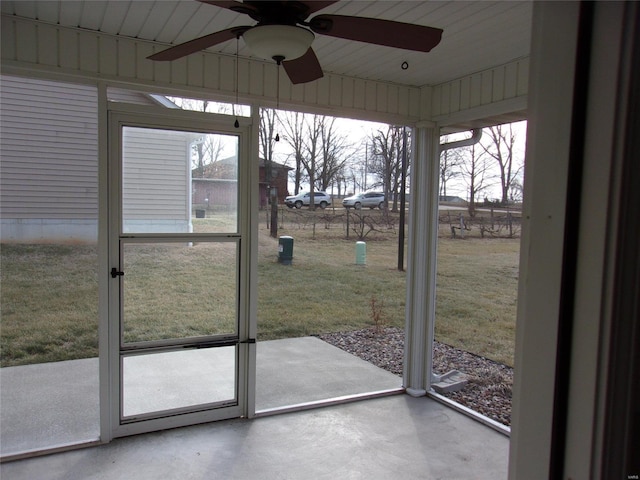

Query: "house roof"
<box><xmin>215</xmin><ymin>156</ymin><xmax>292</xmax><ymax>171</ymax></box>
<box><xmin>194</xmin><ymin>157</ymin><xmax>292</xmax><ymax>178</ymax></box>
<box><xmin>258</xmin><ymin>159</ymin><xmax>293</xmax><ymax>171</ymax></box>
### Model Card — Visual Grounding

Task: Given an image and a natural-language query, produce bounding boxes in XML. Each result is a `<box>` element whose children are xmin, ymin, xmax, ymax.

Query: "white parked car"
<box><xmin>284</xmin><ymin>191</ymin><xmax>332</xmax><ymax>209</ymax></box>
<box><xmin>342</xmin><ymin>192</ymin><xmax>386</xmax><ymax>209</ymax></box>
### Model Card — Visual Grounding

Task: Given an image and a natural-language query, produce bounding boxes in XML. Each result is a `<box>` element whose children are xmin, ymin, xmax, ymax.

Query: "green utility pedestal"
<box><xmin>356</xmin><ymin>241</ymin><xmax>366</xmax><ymax>265</ymax></box>
<box><xmin>278</xmin><ymin>236</ymin><xmax>294</xmax><ymax>265</ymax></box>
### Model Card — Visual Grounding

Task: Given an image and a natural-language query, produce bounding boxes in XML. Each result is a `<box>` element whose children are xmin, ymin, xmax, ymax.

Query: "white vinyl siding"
<box><xmin>0</xmin><ymin>75</ymin><xmax>98</xmax><ymax>220</ymax></box>
<box><xmin>0</xmin><ymin>75</ymin><xmax>184</xmax><ymax>241</ymax></box>
<box><xmin>0</xmin><ymin>75</ymin><xmax>99</xmax><ymax>242</ymax></box>
<box><xmin>122</xmin><ymin>127</ymin><xmax>192</xmax><ymax>233</ymax></box>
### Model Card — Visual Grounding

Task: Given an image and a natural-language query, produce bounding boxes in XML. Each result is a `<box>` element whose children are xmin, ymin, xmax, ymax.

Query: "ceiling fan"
<box><xmin>148</xmin><ymin>0</ymin><xmax>443</xmax><ymax>84</ymax></box>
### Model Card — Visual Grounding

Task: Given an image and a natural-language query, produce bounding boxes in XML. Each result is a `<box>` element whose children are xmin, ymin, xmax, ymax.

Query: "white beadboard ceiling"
<box><xmin>1</xmin><ymin>0</ymin><xmax>532</xmax><ymax>88</ymax></box>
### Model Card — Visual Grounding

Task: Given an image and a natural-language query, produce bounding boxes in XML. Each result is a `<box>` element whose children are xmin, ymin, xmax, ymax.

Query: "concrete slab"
<box><xmin>0</xmin><ymin>395</ymin><xmax>510</xmax><ymax>480</ymax></box>
<box><xmin>0</xmin><ymin>358</ymin><xmax>100</xmax><ymax>455</ymax></box>
<box><xmin>123</xmin><ymin>347</ymin><xmax>236</xmax><ymax>416</ymax></box>
<box><xmin>1</xmin><ymin>337</ymin><xmax>400</xmax><ymax>457</ymax></box>
<box><xmin>256</xmin><ymin>337</ymin><xmax>401</xmax><ymax>410</ymax></box>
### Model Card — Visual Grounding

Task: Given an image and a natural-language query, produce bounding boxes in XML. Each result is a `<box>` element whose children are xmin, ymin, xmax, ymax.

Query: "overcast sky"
<box><xmin>174</xmin><ymin>97</ymin><xmax>527</xmax><ymax>201</ymax></box>
<box><xmin>271</xmin><ymin>113</ymin><xmax>527</xmax><ymax>201</ymax></box>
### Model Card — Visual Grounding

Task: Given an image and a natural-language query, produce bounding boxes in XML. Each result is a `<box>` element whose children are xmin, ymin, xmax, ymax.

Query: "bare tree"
<box><xmin>348</xmin><ymin>210</ymin><xmax>396</xmax><ymax>240</ymax></box>
<box><xmin>439</xmin><ymin>135</ymin><xmax>465</xmax><ymax>198</ymax></box>
<box><xmin>303</xmin><ymin>114</ymin><xmax>323</xmax><ymax>209</ymax></box>
<box><xmin>191</xmin><ymin>133</ymin><xmax>226</xmax><ymax>178</ymax></box>
<box><xmin>509</xmin><ymin>178</ymin><xmax>524</xmax><ymax>203</ymax></box>
<box><xmin>168</xmin><ymin>97</ymin><xmax>227</xmax><ymax>178</ymax></box>
<box><xmin>341</xmin><ymin>143</ymin><xmax>368</xmax><ymax>196</ymax></box>
<box><xmin>259</xmin><ymin>108</ymin><xmax>279</xmax><ymax>237</ymax></box>
<box><xmin>330</xmin><ymin>147</ymin><xmax>361</xmax><ymax>199</ymax></box>
<box><xmin>281</xmin><ymin>112</ymin><xmax>352</xmax><ymax>209</ymax></box>
<box><xmin>280</xmin><ymin>111</ymin><xmax>306</xmax><ymax>195</ymax></box>
<box><xmin>280</xmin><ymin>111</ymin><xmax>321</xmax><ymax>209</ymax></box>
<box><xmin>460</xmin><ymin>143</ymin><xmax>493</xmax><ymax>217</ymax></box>
<box><xmin>316</xmin><ymin>116</ymin><xmax>352</xmax><ymax>192</ymax></box>
<box><xmin>369</xmin><ymin>126</ymin><xmax>407</xmax><ymax>211</ymax></box>
<box><xmin>480</xmin><ymin>124</ymin><xmax>524</xmax><ymax>205</ymax></box>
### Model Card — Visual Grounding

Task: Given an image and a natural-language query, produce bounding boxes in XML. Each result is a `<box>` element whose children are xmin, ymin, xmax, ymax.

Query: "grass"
<box><xmin>122</xmin><ymin>242</ymin><xmax>238</xmax><ymax>343</ymax></box>
<box><xmin>260</xmin><ymin>209</ymin><xmax>407</xmax><ymax>339</ymax></box>
<box><xmin>0</xmin><ymin>244</ymin><xmax>99</xmax><ymax>365</ymax></box>
<box><xmin>435</xmin><ymin>237</ymin><xmax>519</xmax><ymax>365</ymax></box>
<box><xmin>0</xmin><ymin>208</ymin><xmax>520</xmax><ymax>367</ymax></box>
<box><xmin>258</xmin><ymin>211</ymin><xmax>519</xmax><ymax>366</ymax></box>
<box><xmin>257</xmin><ymin>234</ymin><xmax>407</xmax><ymax>339</ymax></box>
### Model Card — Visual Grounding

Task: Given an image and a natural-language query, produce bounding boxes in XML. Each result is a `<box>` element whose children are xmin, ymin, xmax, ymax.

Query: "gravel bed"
<box><xmin>317</xmin><ymin>326</ymin><xmax>512</xmax><ymax>426</ymax></box>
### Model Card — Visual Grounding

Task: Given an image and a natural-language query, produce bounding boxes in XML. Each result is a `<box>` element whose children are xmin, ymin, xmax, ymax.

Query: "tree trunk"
<box><xmin>270</xmin><ymin>192</ymin><xmax>278</xmax><ymax>238</ymax></box>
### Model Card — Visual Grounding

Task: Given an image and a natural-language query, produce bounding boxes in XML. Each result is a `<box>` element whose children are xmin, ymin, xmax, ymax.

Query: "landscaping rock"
<box><xmin>318</xmin><ymin>326</ymin><xmax>513</xmax><ymax>426</ymax></box>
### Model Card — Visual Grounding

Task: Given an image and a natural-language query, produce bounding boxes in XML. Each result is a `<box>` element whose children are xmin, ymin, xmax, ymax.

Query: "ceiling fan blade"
<box><xmin>300</xmin><ymin>1</ymin><xmax>339</xmax><ymax>15</ymax></box>
<box><xmin>198</xmin><ymin>0</ymin><xmax>243</xmax><ymax>8</ymax></box>
<box><xmin>283</xmin><ymin>48</ymin><xmax>323</xmax><ymax>84</ymax></box>
<box><xmin>147</xmin><ymin>27</ymin><xmax>248</xmax><ymax>61</ymax></box>
<box><xmin>310</xmin><ymin>15</ymin><xmax>443</xmax><ymax>53</ymax></box>
<box><xmin>197</xmin><ymin>1</ymin><xmax>259</xmax><ymax>17</ymax></box>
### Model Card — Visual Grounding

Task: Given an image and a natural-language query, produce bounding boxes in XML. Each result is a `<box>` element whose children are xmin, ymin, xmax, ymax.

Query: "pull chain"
<box><xmin>234</xmin><ymin>36</ymin><xmax>240</xmax><ymax>128</ymax></box>
<box><xmin>274</xmin><ymin>56</ymin><xmax>283</xmax><ymax>142</ymax></box>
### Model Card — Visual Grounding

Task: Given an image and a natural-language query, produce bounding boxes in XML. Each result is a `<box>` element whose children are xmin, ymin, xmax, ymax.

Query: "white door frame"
<box><xmin>101</xmin><ymin>102</ymin><xmax>257</xmax><ymax>440</ymax></box>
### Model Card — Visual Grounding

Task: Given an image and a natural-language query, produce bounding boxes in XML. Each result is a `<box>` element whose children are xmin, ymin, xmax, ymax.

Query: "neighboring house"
<box><xmin>0</xmin><ymin>75</ymin><xmax>193</xmax><ymax>241</ymax></box>
<box><xmin>191</xmin><ymin>157</ymin><xmax>291</xmax><ymax>209</ymax></box>
<box><xmin>0</xmin><ymin>73</ymin><xmax>291</xmax><ymax>243</ymax></box>
<box><xmin>258</xmin><ymin>159</ymin><xmax>292</xmax><ymax>208</ymax></box>
<box><xmin>0</xmin><ymin>76</ymin><xmax>99</xmax><ymax>243</ymax></box>
<box><xmin>192</xmin><ymin>155</ymin><xmax>238</xmax><ymax>208</ymax></box>
<box><xmin>192</xmin><ymin>179</ymin><xmax>238</xmax><ymax>209</ymax></box>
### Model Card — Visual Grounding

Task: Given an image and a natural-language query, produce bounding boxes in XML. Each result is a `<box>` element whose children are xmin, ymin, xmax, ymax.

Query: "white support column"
<box><xmin>97</xmin><ymin>82</ymin><xmax>112</xmax><ymax>443</ymax></box>
<box><xmin>245</xmin><ymin>105</ymin><xmax>260</xmax><ymax>419</ymax></box>
<box><xmin>403</xmin><ymin>122</ymin><xmax>440</xmax><ymax>397</ymax></box>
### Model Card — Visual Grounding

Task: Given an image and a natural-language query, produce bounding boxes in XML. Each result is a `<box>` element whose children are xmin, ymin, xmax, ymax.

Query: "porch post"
<box><xmin>403</xmin><ymin>122</ymin><xmax>440</xmax><ymax>396</ymax></box>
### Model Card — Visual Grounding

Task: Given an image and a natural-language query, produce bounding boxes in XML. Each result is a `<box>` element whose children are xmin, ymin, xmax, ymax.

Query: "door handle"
<box><xmin>111</xmin><ymin>267</ymin><xmax>124</xmax><ymax>278</ymax></box>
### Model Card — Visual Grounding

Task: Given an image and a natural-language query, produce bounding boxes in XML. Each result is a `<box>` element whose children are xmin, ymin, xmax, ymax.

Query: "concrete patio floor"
<box><xmin>1</xmin><ymin>337</ymin><xmax>402</xmax><ymax>457</ymax></box>
<box><xmin>1</xmin><ymin>395</ymin><xmax>509</xmax><ymax>480</ymax></box>
<box><xmin>1</xmin><ymin>337</ymin><xmax>509</xmax><ymax>478</ymax></box>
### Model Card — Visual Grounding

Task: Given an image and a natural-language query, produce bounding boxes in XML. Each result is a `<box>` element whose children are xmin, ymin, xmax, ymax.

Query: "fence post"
<box><xmin>346</xmin><ymin>209</ymin><xmax>350</xmax><ymax>238</ymax></box>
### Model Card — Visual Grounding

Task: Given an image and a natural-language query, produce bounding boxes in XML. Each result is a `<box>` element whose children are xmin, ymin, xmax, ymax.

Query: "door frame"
<box><xmin>102</xmin><ymin>102</ymin><xmax>257</xmax><ymax>440</ymax></box>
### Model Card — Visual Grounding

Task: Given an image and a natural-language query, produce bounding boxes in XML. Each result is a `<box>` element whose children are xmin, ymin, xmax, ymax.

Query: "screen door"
<box><xmin>107</xmin><ymin>111</ymin><xmax>253</xmax><ymax>438</ymax></box>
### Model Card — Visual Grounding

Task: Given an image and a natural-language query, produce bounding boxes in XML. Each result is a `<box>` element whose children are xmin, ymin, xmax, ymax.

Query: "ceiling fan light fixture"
<box><xmin>243</xmin><ymin>25</ymin><xmax>314</xmax><ymax>62</ymax></box>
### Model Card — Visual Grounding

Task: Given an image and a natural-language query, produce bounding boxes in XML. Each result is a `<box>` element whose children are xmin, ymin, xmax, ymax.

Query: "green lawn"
<box><xmin>121</xmin><ymin>241</ymin><xmax>238</xmax><ymax>343</ymax></box>
<box><xmin>435</xmin><ymin>237</ymin><xmax>519</xmax><ymax>365</ymax></box>
<box><xmin>0</xmin><ymin>244</ymin><xmax>99</xmax><ymax>365</ymax></box>
<box><xmin>0</xmin><ymin>209</ymin><xmax>520</xmax><ymax>367</ymax></box>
